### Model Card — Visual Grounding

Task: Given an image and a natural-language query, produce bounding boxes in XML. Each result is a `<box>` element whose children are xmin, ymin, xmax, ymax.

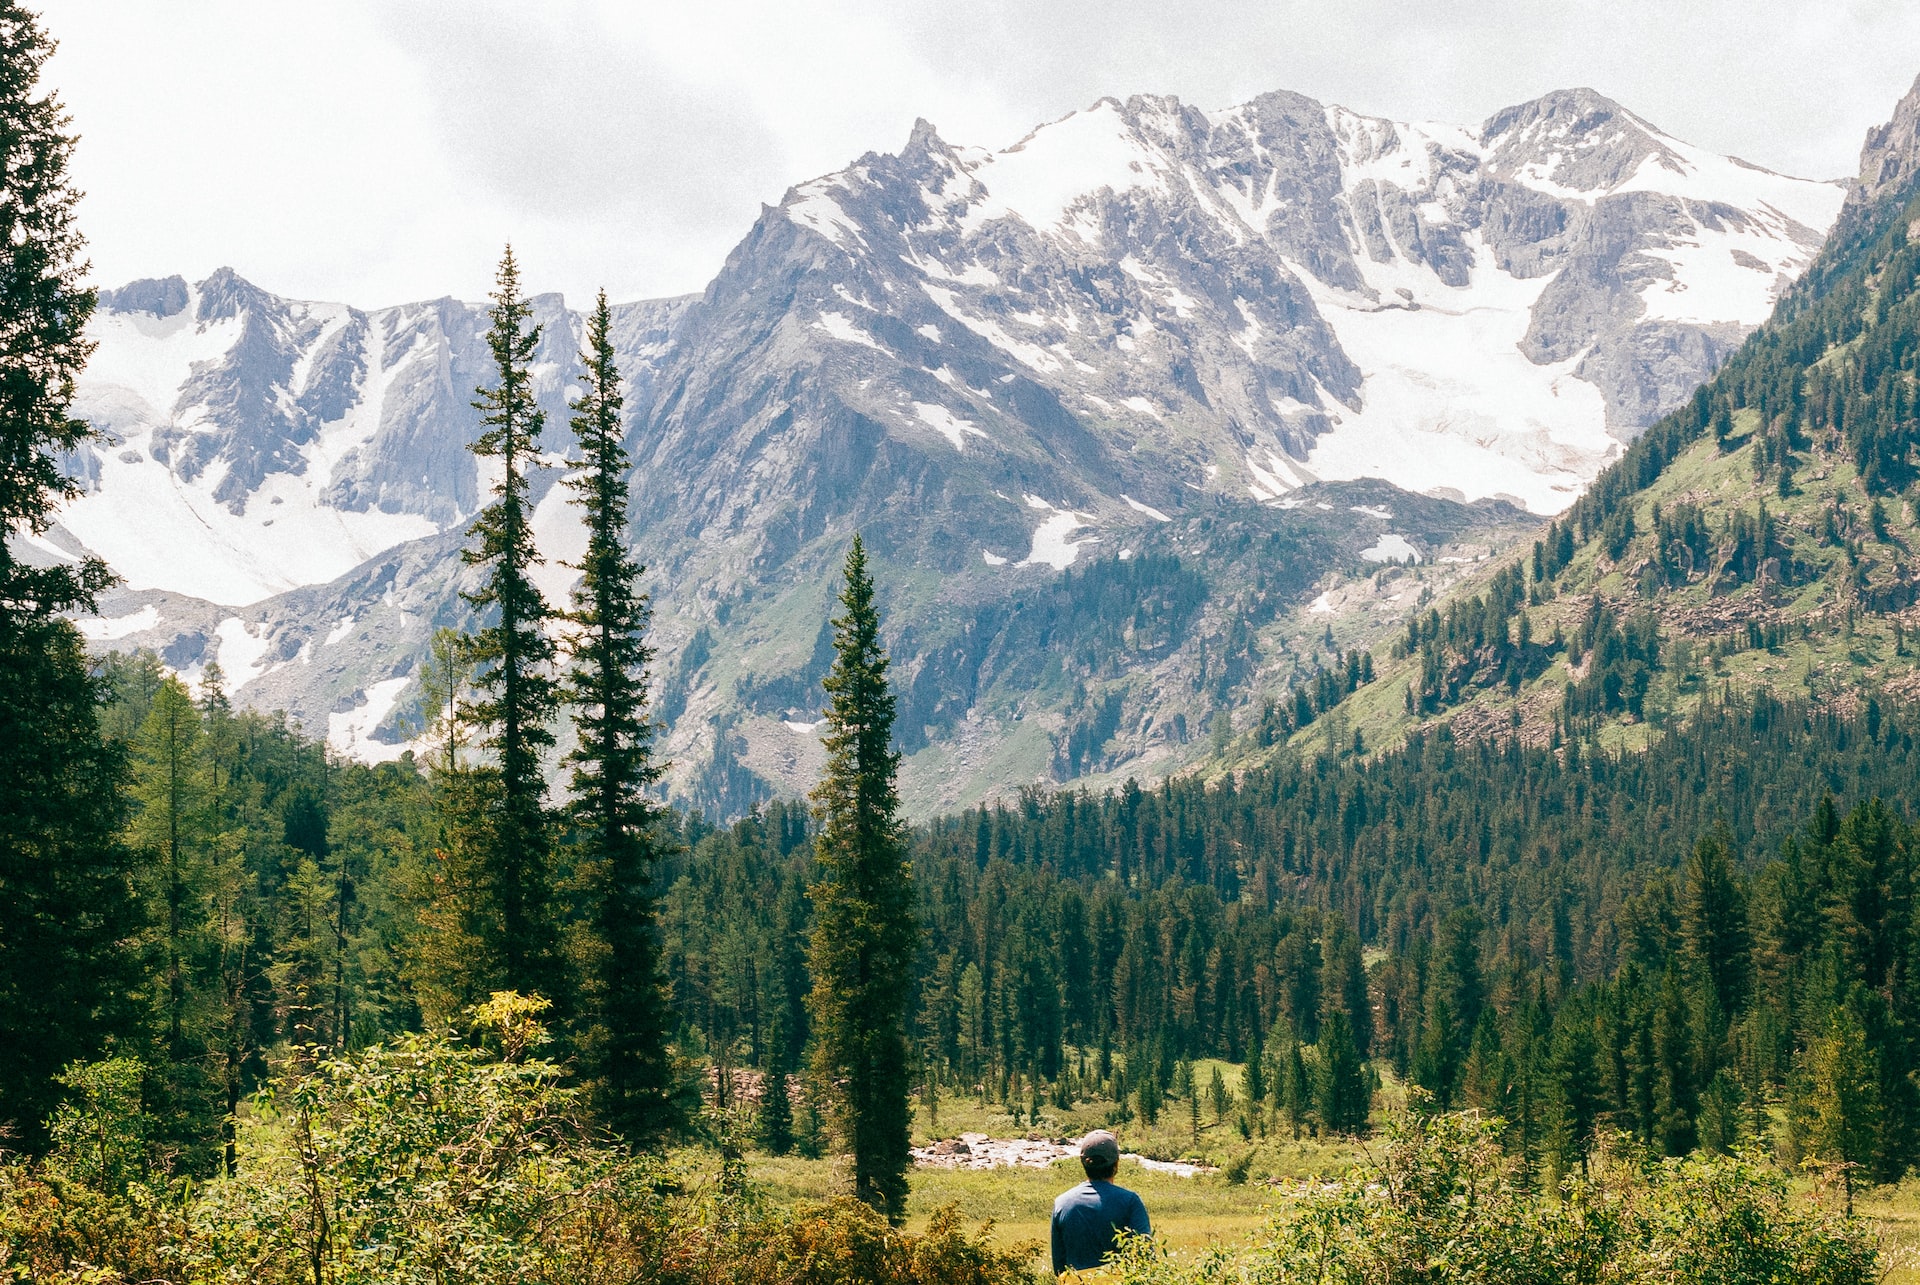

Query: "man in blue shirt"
<box><xmin>1050</xmin><ymin>1129</ymin><xmax>1151</xmax><ymax>1276</ymax></box>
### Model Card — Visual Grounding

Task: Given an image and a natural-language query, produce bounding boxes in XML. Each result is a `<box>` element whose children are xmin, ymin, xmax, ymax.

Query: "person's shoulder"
<box><xmin>1053</xmin><ymin>1182</ymin><xmax>1093</xmax><ymax>1211</ymax></box>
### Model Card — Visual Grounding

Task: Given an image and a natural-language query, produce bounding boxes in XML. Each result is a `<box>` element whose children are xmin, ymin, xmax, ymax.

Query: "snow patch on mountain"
<box><xmin>1122</xmin><ymin>494</ymin><xmax>1172</xmax><ymax>521</ymax></box>
<box><xmin>960</xmin><ymin>98</ymin><xmax>1170</xmax><ymax>240</ymax></box>
<box><xmin>813</xmin><ymin>310</ymin><xmax>885</xmax><ymax>351</ymax></box>
<box><xmin>58</xmin><ymin>440</ymin><xmax>438</xmax><ymax>604</ymax></box>
<box><xmin>328</xmin><ymin>677</ymin><xmax>413</xmax><ymax>762</ymax></box>
<box><xmin>1018</xmin><ymin>496</ymin><xmax>1099</xmax><ymax>569</ymax></box>
<box><xmin>528</xmin><ymin>476</ymin><xmax>589</xmax><ymax>609</ymax></box>
<box><xmin>913</xmin><ymin>401</ymin><xmax>988</xmax><ymax>450</ymax></box>
<box><xmin>1361</xmin><ymin>533</ymin><xmax>1421</xmax><ymax>563</ymax></box>
<box><xmin>214</xmin><ymin>617</ymin><xmax>271</xmax><ymax>694</ymax></box>
<box><xmin>1293</xmin><ymin>240</ymin><xmax>1616</xmax><ymax>513</ymax></box>
<box><xmin>73</xmin><ymin>603</ymin><xmax>159</xmax><ymax>641</ymax></box>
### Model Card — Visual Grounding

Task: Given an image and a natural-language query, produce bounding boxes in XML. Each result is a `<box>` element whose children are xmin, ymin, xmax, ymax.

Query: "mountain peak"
<box><xmin>1482</xmin><ymin>86</ymin><xmax>1632</xmax><ymax>135</ymax></box>
<box><xmin>195</xmin><ymin>267</ymin><xmax>271</xmax><ymax>322</ymax></box>
<box><xmin>1850</xmin><ymin>71</ymin><xmax>1920</xmax><ymax>214</ymax></box>
<box><xmin>1477</xmin><ymin>87</ymin><xmax>1680</xmax><ymax>193</ymax></box>
<box><xmin>98</xmin><ymin>274</ymin><xmax>188</xmax><ymax>318</ymax></box>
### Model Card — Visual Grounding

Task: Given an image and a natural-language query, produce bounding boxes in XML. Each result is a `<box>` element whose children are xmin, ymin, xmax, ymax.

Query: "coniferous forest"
<box><xmin>3</xmin><ymin>3</ymin><xmax>1920</xmax><ymax>1282</ymax></box>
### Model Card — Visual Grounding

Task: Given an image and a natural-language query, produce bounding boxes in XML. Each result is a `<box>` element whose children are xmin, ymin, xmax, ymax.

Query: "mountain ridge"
<box><xmin>42</xmin><ymin>82</ymin><xmax>1852</xmax><ymax>815</ymax></box>
<box><xmin>1244</xmin><ymin>72</ymin><xmax>1920</xmax><ymax>774</ymax></box>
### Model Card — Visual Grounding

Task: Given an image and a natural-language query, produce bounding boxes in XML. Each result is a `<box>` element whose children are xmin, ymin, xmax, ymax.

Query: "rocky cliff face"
<box><xmin>46</xmin><ymin>84</ymin><xmax>1848</xmax><ymax>815</ymax></box>
<box><xmin>1850</xmin><ymin>74</ymin><xmax>1920</xmax><ymax>215</ymax></box>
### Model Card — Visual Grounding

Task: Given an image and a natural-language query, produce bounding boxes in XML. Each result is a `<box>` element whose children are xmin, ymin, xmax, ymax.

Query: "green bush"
<box><xmin>0</xmin><ymin>993</ymin><xmax>1032</xmax><ymax>1285</ymax></box>
<box><xmin>1109</xmin><ymin>1109</ymin><xmax>1879</xmax><ymax>1285</ymax></box>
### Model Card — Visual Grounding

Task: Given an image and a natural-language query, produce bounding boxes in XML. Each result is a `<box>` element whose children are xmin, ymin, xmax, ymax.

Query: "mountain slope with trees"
<box><xmin>1251</xmin><ymin>72</ymin><xmax>1920</xmax><ymax>771</ymax></box>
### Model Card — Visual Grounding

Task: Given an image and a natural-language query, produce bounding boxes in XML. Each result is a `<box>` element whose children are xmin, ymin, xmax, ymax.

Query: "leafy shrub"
<box><xmin>0</xmin><ymin>994</ymin><xmax>1033</xmax><ymax>1285</ymax></box>
<box><xmin>1109</xmin><ymin>1109</ymin><xmax>1879</xmax><ymax>1285</ymax></box>
<box><xmin>711</xmin><ymin>1200</ymin><xmax>1034</xmax><ymax>1285</ymax></box>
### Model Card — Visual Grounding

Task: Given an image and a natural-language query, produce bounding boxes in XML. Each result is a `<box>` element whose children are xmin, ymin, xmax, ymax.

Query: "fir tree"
<box><xmin>0</xmin><ymin>0</ymin><xmax>143</xmax><ymax>1155</ymax></box>
<box><xmin>1281</xmin><ymin>1031</ymin><xmax>1312</xmax><ymax>1138</ymax></box>
<box><xmin>455</xmin><ymin>246</ymin><xmax>564</xmax><ymax>1010</ymax></box>
<box><xmin>1208</xmin><ymin>1064</ymin><xmax>1231</xmax><ymax>1123</ymax></box>
<box><xmin>128</xmin><ymin>678</ymin><xmax>219</xmax><ymax>1169</ymax></box>
<box><xmin>1801</xmin><ymin>1003</ymin><xmax>1882</xmax><ymax>1212</ymax></box>
<box><xmin>562</xmin><ymin>290</ymin><xmax>677</xmax><ymax>1145</ymax></box>
<box><xmin>0</xmin><ymin>2</ymin><xmax>109</xmax><ymax>623</ymax></box>
<box><xmin>0</xmin><ymin>619</ymin><xmax>141</xmax><ymax>1151</ymax></box>
<box><xmin>1314</xmin><ymin>1009</ymin><xmax>1371</xmax><ymax>1134</ymax></box>
<box><xmin>1545</xmin><ymin>1004</ymin><xmax>1605</xmax><ymax>1178</ymax></box>
<box><xmin>806</xmin><ymin>535</ymin><xmax>920</xmax><ymax>1221</ymax></box>
<box><xmin>1243</xmin><ymin>1024</ymin><xmax>1267</xmax><ymax>1106</ymax></box>
<box><xmin>757</xmin><ymin>1011</ymin><xmax>796</xmax><ymax>1157</ymax></box>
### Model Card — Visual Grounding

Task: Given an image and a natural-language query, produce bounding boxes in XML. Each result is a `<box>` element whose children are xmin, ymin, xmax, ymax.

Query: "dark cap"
<box><xmin>1078</xmin><ymin>1129</ymin><xmax>1120</xmax><ymax>1166</ymax></box>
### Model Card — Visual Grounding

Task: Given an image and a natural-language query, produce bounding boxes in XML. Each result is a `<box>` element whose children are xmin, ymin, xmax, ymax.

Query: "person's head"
<box><xmin>1078</xmin><ymin>1129</ymin><xmax>1120</xmax><ymax>1181</ymax></box>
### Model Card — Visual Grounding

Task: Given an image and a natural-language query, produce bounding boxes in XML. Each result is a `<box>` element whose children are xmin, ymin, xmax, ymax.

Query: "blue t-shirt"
<box><xmin>1051</xmin><ymin>1178</ymin><xmax>1151</xmax><ymax>1273</ymax></box>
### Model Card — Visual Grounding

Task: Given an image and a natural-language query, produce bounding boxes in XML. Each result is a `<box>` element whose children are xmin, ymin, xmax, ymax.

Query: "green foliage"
<box><xmin>561</xmin><ymin>290</ymin><xmax>678</xmax><ymax>1145</ymax></box>
<box><xmin>0</xmin><ymin>619</ymin><xmax>142</xmax><ymax>1152</ymax></box>
<box><xmin>1108</xmin><ymin>1109</ymin><xmax>1879</xmax><ymax>1285</ymax></box>
<box><xmin>0</xmin><ymin>999</ymin><xmax>1031</xmax><ymax>1285</ymax></box>
<box><xmin>0</xmin><ymin>0</ymin><xmax>110</xmax><ymax>621</ymax></box>
<box><xmin>0</xmin><ymin>0</ymin><xmax>141</xmax><ymax>1159</ymax></box>
<box><xmin>1563</xmin><ymin>597</ymin><xmax>1662</xmax><ymax>723</ymax></box>
<box><xmin>807</xmin><ymin>536</ymin><xmax>920</xmax><ymax>1220</ymax></box>
<box><xmin>1312</xmin><ymin>1011</ymin><xmax>1370</xmax><ymax>1134</ymax></box>
<box><xmin>452</xmin><ymin>245</ymin><xmax>565</xmax><ymax>1012</ymax></box>
<box><xmin>186</xmin><ymin>991</ymin><xmax>625</xmax><ymax>1283</ymax></box>
<box><xmin>1400</xmin><ymin>561</ymin><xmax>1550</xmax><ymax>716</ymax></box>
<box><xmin>44</xmin><ymin>1058</ymin><xmax>152</xmax><ymax>1196</ymax></box>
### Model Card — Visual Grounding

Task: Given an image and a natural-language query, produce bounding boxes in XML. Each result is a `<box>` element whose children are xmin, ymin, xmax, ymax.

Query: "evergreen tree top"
<box><xmin>0</xmin><ymin>1</ymin><xmax>108</xmax><ymax>619</ymax></box>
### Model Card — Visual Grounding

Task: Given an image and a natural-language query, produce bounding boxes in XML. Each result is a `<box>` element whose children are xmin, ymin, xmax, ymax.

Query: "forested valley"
<box><xmin>5</xmin><ymin>1</ymin><xmax>1920</xmax><ymax>1281</ymax></box>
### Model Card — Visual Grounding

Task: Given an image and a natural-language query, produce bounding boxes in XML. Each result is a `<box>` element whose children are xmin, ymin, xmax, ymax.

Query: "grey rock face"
<box><xmin>98</xmin><ymin>275</ymin><xmax>189</xmax><ymax>318</ymax></box>
<box><xmin>1850</xmin><ymin>73</ymin><xmax>1920</xmax><ymax>215</ymax></box>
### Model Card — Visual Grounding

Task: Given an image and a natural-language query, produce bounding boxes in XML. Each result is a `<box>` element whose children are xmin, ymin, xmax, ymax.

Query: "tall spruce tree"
<box><xmin>0</xmin><ymin>3</ymin><xmax>108</xmax><ymax>623</ymax></box>
<box><xmin>455</xmin><ymin>246</ymin><xmax>564</xmax><ymax>1010</ymax></box>
<box><xmin>562</xmin><ymin>290</ymin><xmax>676</xmax><ymax>1143</ymax></box>
<box><xmin>1313</xmin><ymin>1009</ymin><xmax>1371</xmax><ymax>1134</ymax></box>
<box><xmin>127</xmin><ymin>678</ymin><xmax>219</xmax><ymax>1169</ymax></box>
<box><xmin>0</xmin><ymin>1</ymin><xmax>144</xmax><ymax>1152</ymax></box>
<box><xmin>807</xmin><ymin>535</ymin><xmax>920</xmax><ymax>1221</ymax></box>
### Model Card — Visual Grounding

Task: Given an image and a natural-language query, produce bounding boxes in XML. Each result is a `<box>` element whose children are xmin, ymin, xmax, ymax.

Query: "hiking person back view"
<box><xmin>1050</xmin><ymin>1129</ymin><xmax>1150</xmax><ymax>1277</ymax></box>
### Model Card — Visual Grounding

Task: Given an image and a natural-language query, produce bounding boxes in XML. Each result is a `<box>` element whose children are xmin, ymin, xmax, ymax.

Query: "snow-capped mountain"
<box><xmin>47</xmin><ymin>84</ymin><xmax>1851</xmax><ymax>812</ymax></box>
<box><xmin>655</xmin><ymin>85</ymin><xmax>1836</xmax><ymax>530</ymax></box>
<box><xmin>50</xmin><ymin>271</ymin><xmax>689</xmax><ymax>605</ymax></box>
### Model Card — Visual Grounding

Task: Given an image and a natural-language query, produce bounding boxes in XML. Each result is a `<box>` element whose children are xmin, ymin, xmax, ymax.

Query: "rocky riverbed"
<box><xmin>910</xmin><ymin>1133</ymin><xmax>1217</xmax><ymax>1177</ymax></box>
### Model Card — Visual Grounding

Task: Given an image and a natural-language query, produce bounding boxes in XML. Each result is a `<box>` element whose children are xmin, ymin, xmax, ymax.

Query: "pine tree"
<box><xmin>1280</xmin><ymin>1029</ymin><xmax>1312</xmax><ymax>1139</ymax></box>
<box><xmin>1802</xmin><ymin>1003</ymin><xmax>1882</xmax><ymax>1212</ymax></box>
<box><xmin>0</xmin><ymin>0</ymin><xmax>143</xmax><ymax>1155</ymax></box>
<box><xmin>0</xmin><ymin>2</ymin><xmax>109</xmax><ymax>624</ymax></box>
<box><xmin>806</xmin><ymin>535</ymin><xmax>920</xmax><ymax>1221</ymax></box>
<box><xmin>127</xmin><ymin>678</ymin><xmax>219</xmax><ymax>1169</ymax></box>
<box><xmin>1243</xmin><ymin>1024</ymin><xmax>1267</xmax><ymax>1106</ymax></box>
<box><xmin>1545</xmin><ymin>1003</ymin><xmax>1605</xmax><ymax>1178</ymax></box>
<box><xmin>758</xmin><ymin>1011</ymin><xmax>796</xmax><ymax>1157</ymax></box>
<box><xmin>454</xmin><ymin>246</ymin><xmax>564</xmax><ymax>1010</ymax></box>
<box><xmin>562</xmin><ymin>289</ymin><xmax>677</xmax><ymax>1145</ymax></box>
<box><xmin>1314</xmin><ymin>1010</ymin><xmax>1371</xmax><ymax>1134</ymax></box>
<box><xmin>0</xmin><ymin>619</ymin><xmax>141</xmax><ymax>1151</ymax></box>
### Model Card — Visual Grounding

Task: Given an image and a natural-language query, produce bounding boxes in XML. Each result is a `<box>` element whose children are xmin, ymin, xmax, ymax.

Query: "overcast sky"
<box><xmin>37</xmin><ymin>1</ymin><xmax>1920</xmax><ymax>308</ymax></box>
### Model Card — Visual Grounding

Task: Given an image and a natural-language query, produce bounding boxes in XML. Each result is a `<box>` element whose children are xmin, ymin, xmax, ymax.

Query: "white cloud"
<box><xmin>37</xmin><ymin>0</ymin><xmax>1920</xmax><ymax>308</ymax></box>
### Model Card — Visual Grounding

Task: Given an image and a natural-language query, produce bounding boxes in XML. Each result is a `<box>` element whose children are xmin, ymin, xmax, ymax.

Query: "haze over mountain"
<box><xmin>36</xmin><ymin>84</ymin><xmax>1847</xmax><ymax>814</ymax></box>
